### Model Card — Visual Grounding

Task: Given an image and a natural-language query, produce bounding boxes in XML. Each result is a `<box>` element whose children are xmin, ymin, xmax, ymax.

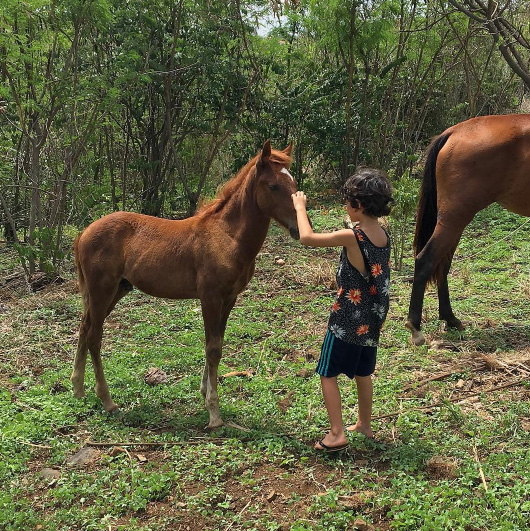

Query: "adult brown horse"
<box><xmin>406</xmin><ymin>114</ymin><xmax>530</xmax><ymax>346</ymax></box>
<box><xmin>71</xmin><ymin>140</ymin><xmax>299</xmax><ymax>429</ymax></box>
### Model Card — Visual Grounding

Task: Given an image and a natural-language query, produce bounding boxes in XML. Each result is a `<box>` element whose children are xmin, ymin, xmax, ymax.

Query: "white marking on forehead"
<box><xmin>281</xmin><ymin>167</ymin><xmax>295</xmax><ymax>182</ymax></box>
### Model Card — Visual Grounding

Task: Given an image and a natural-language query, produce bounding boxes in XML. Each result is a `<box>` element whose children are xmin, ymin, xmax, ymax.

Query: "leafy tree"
<box><xmin>0</xmin><ymin>0</ymin><xmax>110</xmax><ymax>277</ymax></box>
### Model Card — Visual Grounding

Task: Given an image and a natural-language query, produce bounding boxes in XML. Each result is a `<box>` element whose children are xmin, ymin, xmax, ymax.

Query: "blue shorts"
<box><xmin>316</xmin><ymin>330</ymin><xmax>377</xmax><ymax>378</ymax></box>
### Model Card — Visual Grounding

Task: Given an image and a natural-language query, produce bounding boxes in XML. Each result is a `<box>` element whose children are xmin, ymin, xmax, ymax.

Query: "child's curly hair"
<box><xmin>342</xmin><ymin>167</ymin><xmax>394</xmax><ymax>217</ymax></box>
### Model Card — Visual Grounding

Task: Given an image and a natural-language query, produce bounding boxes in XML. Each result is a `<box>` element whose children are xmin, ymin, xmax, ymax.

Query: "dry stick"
<box><xmin>473</xmin><ymin>444</ymin><xmax>488</xmax><ymax>492</ymax></box>
<box><xmin>403</xmin><ymin>359</ymin><xmax>526</xmax><ymax>392</ymax></box>
<box><xmin>402</xmin><ymin>369</ymin><xmax>468</xmax><ymax>391</ymax></box>
<box><xmin>85</xmin><ymin>437</ymin><xmax>244</xmax><ymax>448</ymax></box>
<box><xmin>17</xmin><ymin>440</ymin><xmax>53</xmax><ymax>450</ymax></box>
<box><xmin>402</xmin><ymin>370</ymin><xmax>456</xmax><ymax>391</ymax></box>
<box><xmin>219</xmin><ymin>370</ymin><xmax>252</xmax><ymax>380</ymax></box>
<box><xmin>225</xmin><ymin>500</ymin><xmax>252</xmax><ymax>531</ymax></box>
<box><xmin>373</xmin><ymin>378</ymin><xmax>526</xmax><ymax>421</ymax></box>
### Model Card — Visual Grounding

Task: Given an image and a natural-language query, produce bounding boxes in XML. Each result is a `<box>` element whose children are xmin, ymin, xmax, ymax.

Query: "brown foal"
<box><xmin>72</xmin><ymin>141</ymin><xmax>299</xmax><ymax>429</ymax></box>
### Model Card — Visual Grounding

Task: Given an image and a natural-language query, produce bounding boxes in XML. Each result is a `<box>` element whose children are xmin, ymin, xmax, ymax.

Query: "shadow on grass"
<box><xmin>107</xmin><ymin>400</ymin><xmax>437</xmax><ymax>478</ymax></box>
<box><xmin>442</xmin><ymin>320</ymin><xmax>530</xmax><ymax>352</ymax></box>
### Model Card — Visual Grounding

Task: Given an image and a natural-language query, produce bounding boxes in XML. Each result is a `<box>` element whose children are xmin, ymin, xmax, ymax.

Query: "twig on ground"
<box><xmin>85</xmin><ymin>438</ymin><xmax>234</xmax><ymax>448</ymax></box>
<box><xmin>374</xmin><ymin>378</ymin><xmax>526</xmax><ymax>420</ymax></box>
<box><xmin>402</xmin><ymin>370</ymin><xmax>461</xmax><ymax>391</ymax></box>
<box><xmin>17</xmin><ymin>440</ymin><xmax>53</xmax><ymax>449</ymax></box>
<box><xmin>219</xmin><ymin>370</ymin><xmax>252</xmax><ymax>380</ymax></box>
<box><xmin>225</xmin><ymin>500</ymin><xmax>252</xmax><ymax>531</ymax></box>
<box><xmin>473</xmin><ymin>444</ymin><xmax>488</xmax><ymax>492</ymax></box>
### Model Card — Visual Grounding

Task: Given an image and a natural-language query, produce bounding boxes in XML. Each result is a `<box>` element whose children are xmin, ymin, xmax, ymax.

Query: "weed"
<box><xmin>0</xmin><ymin>204</ymin><xmax>529</xmax><ymax>529</ymax></box>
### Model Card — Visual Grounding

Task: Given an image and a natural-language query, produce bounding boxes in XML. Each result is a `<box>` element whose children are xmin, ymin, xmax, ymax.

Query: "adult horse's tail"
<box><xmin>413</xmin><ymin>133</ymin><xmax>451</xmax><ymax>283</ymax></box>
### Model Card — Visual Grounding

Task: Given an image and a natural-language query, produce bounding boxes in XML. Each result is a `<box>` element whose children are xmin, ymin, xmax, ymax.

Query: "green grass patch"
<box><xmin>1</xmin><ymin>204</ymin><xmax>529</xmax><ymax>530</ymax></box>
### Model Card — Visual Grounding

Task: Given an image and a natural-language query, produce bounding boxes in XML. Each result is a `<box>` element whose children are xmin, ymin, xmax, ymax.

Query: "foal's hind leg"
<box><xmin>71</xmin><ymin>282</ymin><xmax>130</xmax><ymax>410</ymax></box>
<box><xmin>72</xmin><ymin>319</ymin><xmax>89</xmax><ymax>398</ymax></box>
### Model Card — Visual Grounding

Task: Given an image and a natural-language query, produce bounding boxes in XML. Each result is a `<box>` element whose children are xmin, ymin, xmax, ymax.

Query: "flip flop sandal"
<box><xmin>315</xmin><ymin>439</ymin><xmax>349</xmax><ymax>453</ymax></box>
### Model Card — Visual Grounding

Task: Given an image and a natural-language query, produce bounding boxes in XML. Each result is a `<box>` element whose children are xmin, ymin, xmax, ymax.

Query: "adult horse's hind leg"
<box><xmin>437</xmin><ymin>265</ymin><xmax>464</xmax><ymax>331</ymax></box>
<box><xmin>406</xmin><ymin>222</ymin><xmax>465</xmax><ymax>346</ymax></box>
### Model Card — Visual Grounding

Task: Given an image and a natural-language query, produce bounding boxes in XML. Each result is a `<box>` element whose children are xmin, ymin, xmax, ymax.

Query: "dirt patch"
<box><xmin>425</xmin><ymin>456</ymin><xmax>458</xmax><ymax>480</ymax></box>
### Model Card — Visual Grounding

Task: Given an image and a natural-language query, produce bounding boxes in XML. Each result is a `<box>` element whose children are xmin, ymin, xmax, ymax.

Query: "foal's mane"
<box><xmin>196</xmin><ymin>148</ymin><xmax>292</xmax><ymax>219</ymax></box>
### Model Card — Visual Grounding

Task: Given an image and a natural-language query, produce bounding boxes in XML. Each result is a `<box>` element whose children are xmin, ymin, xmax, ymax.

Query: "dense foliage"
<box><xmin>1</xmin><ymin>0</ymin><xmax>529</xmax><ymax>276</ymax></box>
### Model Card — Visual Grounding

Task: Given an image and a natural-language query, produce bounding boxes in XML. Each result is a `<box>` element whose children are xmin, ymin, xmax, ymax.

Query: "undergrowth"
<box><xmin>1</xmin><ymin>204</ymin><xmax>529</xmax><ymax>530</ymax></box>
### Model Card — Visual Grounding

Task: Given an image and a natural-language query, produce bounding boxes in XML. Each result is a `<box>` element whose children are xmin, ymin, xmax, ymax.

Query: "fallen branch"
<box><xmin>374</xmin><ymin>378</ymin><xmax>526</xmax><ymax>420</ymax></box>
<box><xmin>402</xmin><ymin>357</ymin><xmax>528</xmax><ymax>393</ymax></box>
<box><xmin>402</xmin><ymin>370</ymin><xmax>460</xmax><ymax>391</ymax></box>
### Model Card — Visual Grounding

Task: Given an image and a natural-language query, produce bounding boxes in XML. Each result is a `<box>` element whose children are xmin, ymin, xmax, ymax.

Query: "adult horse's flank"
<box><xmin>72</xmin><ymin>141</ymin><xmax>299</xmax><ymax>429</ymax></box>
<box><xmin>406</xmin><ymin>114</ymin><xmax>530</xmax><ymax>346</ymax></box>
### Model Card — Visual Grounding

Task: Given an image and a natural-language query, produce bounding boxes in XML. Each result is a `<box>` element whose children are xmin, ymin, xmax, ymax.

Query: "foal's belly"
<box><xmin>497</xmin><ymin>195</ymin><xmax>530</xmax><ymax>216</ymax></box>
<box><xmin>126</xmin><ymin>269</ymin><xmax>199</xmax><ymax>300</ymax></box>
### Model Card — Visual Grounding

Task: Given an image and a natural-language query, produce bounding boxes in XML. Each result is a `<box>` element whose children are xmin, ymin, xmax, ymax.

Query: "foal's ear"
<box><xmin>258</xmin><ymin>140</ymin><xmax>272</xmax><ymax>166</ymax></box>
<box><xmin>283</xmin><ymin>141</ymin><xmax>293</xmax><ymax>156</ymax></box>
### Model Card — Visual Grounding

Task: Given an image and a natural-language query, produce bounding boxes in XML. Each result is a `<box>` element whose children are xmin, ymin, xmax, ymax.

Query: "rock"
<box><xmin>40</xmin><ymin>468</ymin><xmax>61</xmax><ymax>480</ymax></box>
<box><xmin>144</xmin><ymin>367</ymin><xmax>168</xmax><ymax>386</ymax></box>
<box><xmin>109</xmin><ymin>446</ymin><xmax>126</xmax><ymax>457</ymax></box>
<box><xmin>353</xmin><ymin>518</ymin><xmax>375</xmax><ymax>531</ymax></box>
<box><xmin>66</xmin><ymin>446</ymin><xmax>100</xmax><ymax>467</ymax></box>
<box><xmin>296</xmin><ymin>368</ymin><xmax>312</xmax><ymax>378</ymax></box>
<box><xmin>266</xmin><ymin>490</ymin><xmax>277</xmax><ymax>503</ymax></box>
<box><xmin>50</xmin><ymin>381</ymin><xmax>68</xmax><ymax>395</ymax></box>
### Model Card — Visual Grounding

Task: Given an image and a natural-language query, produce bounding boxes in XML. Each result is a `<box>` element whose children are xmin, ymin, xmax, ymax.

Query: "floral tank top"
<box><xmin>327</xmin><ymin>226</ymin><xmax>391</xmax><ymax>346</ymax></box>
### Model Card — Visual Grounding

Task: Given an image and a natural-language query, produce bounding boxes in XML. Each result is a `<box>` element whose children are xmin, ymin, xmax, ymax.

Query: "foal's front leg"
<box><xmin>200</xmin><ymin>297</ymin><xmax>227</xmax><ymax>430</ymax></box>
<box><xmin>200</xmin><ymin>296</ymin><xmax>237</xmax><ymax>405</ymax></box>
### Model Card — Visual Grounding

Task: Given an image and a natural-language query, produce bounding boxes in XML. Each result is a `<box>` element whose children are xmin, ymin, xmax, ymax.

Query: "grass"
<box><xmin>0</xmin><ymin>203</ymin><xmax>529</xmax><ymax>530</ymax></box>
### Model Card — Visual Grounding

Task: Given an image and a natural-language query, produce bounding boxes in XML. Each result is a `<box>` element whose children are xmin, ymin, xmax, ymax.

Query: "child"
<box><xmin>292</xmin><ymin>168</ymin><xmax>393</xmax><ymax>452</ymax></box>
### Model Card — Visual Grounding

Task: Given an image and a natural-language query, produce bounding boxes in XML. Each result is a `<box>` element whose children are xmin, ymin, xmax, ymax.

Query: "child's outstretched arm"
<box><xmin>291</xmin><ymin>191</ymin><xmax>356</xmax><ymax>249</ymax></box>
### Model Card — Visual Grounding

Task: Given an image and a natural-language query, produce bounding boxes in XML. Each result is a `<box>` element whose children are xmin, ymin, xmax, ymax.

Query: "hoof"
<box><xmin>205</xmin><ymin>421</ymin><xmax>224</xmax><ymax>432</ymax></box>
<box><xmin>445</xmin><ymin>319</ymin><xmax>465</xmax><ymax>331</ymax></box>
<box><xmin>103</xmin><ymin>402</ymin><xmax>119</xmax><ymax>413</ymax></box>
<box><xmin>411</xmin><ymin>330</ymin><xmax>425</xmax><ymax>346</ymax></box>
<box><xmin>405</xmin><ymin>320</ymin><xmax>425</xmax><ymax>346</ymax></box>
<box><xmin>72</xmin><ymin>389</ymin><xmax>85</xmax><ymax>399</ymax></box>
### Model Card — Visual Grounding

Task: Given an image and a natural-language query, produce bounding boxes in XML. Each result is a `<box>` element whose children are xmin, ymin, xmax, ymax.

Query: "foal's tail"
<box><xmin>413</xmin><ymin>133</ymin><xmax>451</xmax><ymax>283</ymax></box>
<box><xmin>73</xmin><ymin>234</ymin><xmax>87</xmax><ymax>310</ymax></box>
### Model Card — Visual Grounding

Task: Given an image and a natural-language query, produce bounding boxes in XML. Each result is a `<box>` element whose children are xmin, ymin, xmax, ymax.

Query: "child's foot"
<box><xmin>346</xmin><ymin>422</ymin><xmax>374</xmax><ymax>439</ymax></box>
<box><xmin>314</xmin><ymin>431</ymin><xmax>348</xmax><ymax>451</ymax></box>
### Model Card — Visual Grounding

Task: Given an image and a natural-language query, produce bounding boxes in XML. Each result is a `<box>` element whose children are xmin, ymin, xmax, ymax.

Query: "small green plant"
<box><xmin>1</xmin><ymin>205</ymin><xmax>529</xmax><ymax>530</ymax></box>
<box><xmin>389</xmin><ymin>170</ymin><xmax>420</xmax><ymax>271</ymax></box>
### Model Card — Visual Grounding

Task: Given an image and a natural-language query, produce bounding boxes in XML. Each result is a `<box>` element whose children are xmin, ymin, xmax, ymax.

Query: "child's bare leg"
<box><xmin>315</xmin><ymin>376</ymin><xmax>348</xmax><ymax>449</ymax></box>
<box><xmin>349</xmin><ymin>375</ymin><xmax>374</xmax><ymax>438</ymax></box>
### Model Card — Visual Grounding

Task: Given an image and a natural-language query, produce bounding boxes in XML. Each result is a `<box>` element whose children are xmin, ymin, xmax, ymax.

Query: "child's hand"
<box><xmin>292</xmin><ymin>191</ymin><xmax>307</xmax><ymax>211</ymax></box>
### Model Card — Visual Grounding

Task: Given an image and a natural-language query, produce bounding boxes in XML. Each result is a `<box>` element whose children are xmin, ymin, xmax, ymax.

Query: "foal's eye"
<box><xmin>268</xmin><ymin>184</ymin><xmax>279</xmax><ymax>191</ymax></box>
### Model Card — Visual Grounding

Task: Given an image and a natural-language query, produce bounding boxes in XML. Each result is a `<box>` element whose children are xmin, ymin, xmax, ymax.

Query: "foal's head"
<box><xmin>254</xmin><ymin>140</ymin><xmax>299</xmax><ymax>239</ymax></box>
